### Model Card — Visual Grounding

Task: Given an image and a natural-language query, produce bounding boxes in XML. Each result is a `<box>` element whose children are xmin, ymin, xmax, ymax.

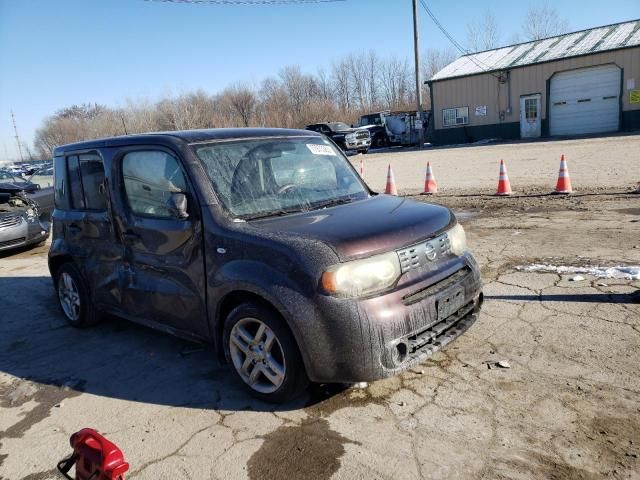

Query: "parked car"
<box><xmin>305</xmin><ymin>122</ymin><xmax>371</xmax><ymax>154</ymax></box>
<box><xmin>26</xmin><ymin>167</ymin><xmax>55</xmax><ymax>220</ymax></box>
<box><xmin>0</xmin><ymin>170</ymin><xmax>41</xmax><ymax>195</ymax></box>
<box><xmin>49</xmin><ymin>128</ymin><xmax>483</xmax><ymax>402</ymax></box>
<box><xmin>0</xmin><ymin>192</ymin><xmax>49</xmax><ymax>252</ymax></box>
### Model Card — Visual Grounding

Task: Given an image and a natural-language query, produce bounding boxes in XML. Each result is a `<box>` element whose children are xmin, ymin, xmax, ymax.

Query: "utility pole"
<box><xmin>412</xmin><ymin>0</ymin><xmax>424</xmax><ymax>148</ymax></box>
<box><xmin>10</xmin><ymin>110</ymin><xmax>24</xmax><ymax>163</ymax></box>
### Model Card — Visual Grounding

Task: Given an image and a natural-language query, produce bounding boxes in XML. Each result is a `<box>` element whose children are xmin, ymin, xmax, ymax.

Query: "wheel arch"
<box><xmin>214</xmin><ymin>289</ymin><xmax>306</xmax><ymax>369</ymax></box>
<box><xmin>48</xmin><ymin>253</ymin><xmax>75</xmax><ymax>282</ymax></box>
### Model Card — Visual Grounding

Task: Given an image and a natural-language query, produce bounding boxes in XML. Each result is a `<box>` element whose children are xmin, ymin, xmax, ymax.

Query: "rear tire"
<box><xmin>54</xmin><ymin>263</ymin><xmax>100</xmax><ymax>328</ymax></box>
<box><xmin>373</xmin><ymin>136</ymin><xmax>387</xmax><ymax>148</ymax></box>
<box><xmin>223</xmin><ymin>302</ymin><xmax>309</xmax><ymax>403</ymax></box>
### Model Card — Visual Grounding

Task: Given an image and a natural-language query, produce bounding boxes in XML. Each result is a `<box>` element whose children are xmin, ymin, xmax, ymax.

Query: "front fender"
<box><xmin>208</xmin><ymin>259</ymin><xmax>319</xmax><ymax>372</ymax></box>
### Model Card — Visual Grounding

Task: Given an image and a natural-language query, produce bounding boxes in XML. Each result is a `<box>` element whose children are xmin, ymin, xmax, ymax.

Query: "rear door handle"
<box><xmin>122</xmin><ymin>230</ymin><xmax>141</xmax><ymax>242</ymax></box>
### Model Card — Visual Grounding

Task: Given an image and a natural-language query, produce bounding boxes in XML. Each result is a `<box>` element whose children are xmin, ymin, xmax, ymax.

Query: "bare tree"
<box><xmin>379</xmin><ymin>57</ymin><xmax>412</xmax><ymax>110</ymax></box>
<box><xmin>522</xmin><ymin>2</ymin><xmax>569</xmax><ymax>41</ymax></box>
<box><xmin>422</xmin><ymin>48</ymin><xmax>458</xmax><ymax>80</ymax></box>
<box><xmin>35</xmin><ymin>48</ymin><xmax>463</xmax><ymax>156</ymax></box>
<box><xmin>365</xmin><ymin>51</ymin><xmax>380</xmax><ymax>111</ymax></box>
<box><xmin>316</xmin><ymin>68</ymin><xmax>332</xmax><ymax>101</ymax></box>
<box><xmin>219</xmin><ymin>84</ymin><xmax>257</xmax><ymax>127</ymax></box>
<box><xmin>466</xmin><ymin>10</ymin><xmax>500</xmax><ymax>52</ymax></box>
<box><xmin>331</xmin><ymin>59</ymin><xmax>352</xmax><ymax>113</ymax></box>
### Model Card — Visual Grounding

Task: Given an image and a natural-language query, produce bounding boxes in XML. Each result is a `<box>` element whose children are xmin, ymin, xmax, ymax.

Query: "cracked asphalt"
<box><xmin>1</xmin><ymin>170</ymin><xmax>639</xmax><ymax>478</ymax></box>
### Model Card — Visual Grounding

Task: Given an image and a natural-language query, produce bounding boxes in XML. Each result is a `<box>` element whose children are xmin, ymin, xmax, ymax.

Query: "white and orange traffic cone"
<box><xmin>359</xmin><ymin>157</ymin><xmax>364</xmax><ymax>177</ymax></box>
<box><xmin>385</xmin><ymin>164</ymin><xmax>398</xmax><ymax>196</ymax></box>
<box><xmin>422</xmin><ymin>162</ymin><xmax>437</xmax><ymax>194</ymax></box>
<box><xmin>555</xmin><ymin>154</ymin><xmax>573</xmax><ymax>194</ymax></box>
<box><xmin>496</xmin><ymin>159</ymin><xmax>512</xmax><ymax>196</ymax></box>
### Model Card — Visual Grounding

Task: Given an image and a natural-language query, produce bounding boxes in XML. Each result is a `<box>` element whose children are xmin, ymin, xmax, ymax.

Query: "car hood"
<box><xmin>0</xmin><ymin>181</ymin><xmax>35</xmax><ymax>194</ymax></box>
<box><xmin>251</xmin><ymin>194</ymin><xmax>453</xmax><ymax>259</ymax></box>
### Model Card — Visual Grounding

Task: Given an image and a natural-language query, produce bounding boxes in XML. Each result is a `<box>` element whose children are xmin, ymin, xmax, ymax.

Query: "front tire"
<box><xmin>223</xmin><ymin>303</ymin><xmax>309</xmax><ymax>403</ymax></box>
<box><xmin>55</xmin><ymin>263</ymin><xmax>100</xmax><ymax>328</ymax></box>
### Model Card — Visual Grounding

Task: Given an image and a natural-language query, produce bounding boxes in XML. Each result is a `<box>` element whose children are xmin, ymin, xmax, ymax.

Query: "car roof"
<box><xmin>53</xmin><ymin>128</ymin><xmax>322</xmax><ymax>155</ymax></box>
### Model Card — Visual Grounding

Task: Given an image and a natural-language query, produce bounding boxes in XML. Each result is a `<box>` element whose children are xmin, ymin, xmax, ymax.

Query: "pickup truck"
<box><xmin>305</xmin><ymin>122</ymin><xmax>371</xmax><ymax>154</ymax></box>
<box><xmin>358</xmin><ymin>112</ymin><xmax>390</xmax><ymax>148</ymax></box>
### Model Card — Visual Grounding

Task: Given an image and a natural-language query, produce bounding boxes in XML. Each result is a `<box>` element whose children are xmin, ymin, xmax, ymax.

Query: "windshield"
<box><xmin>359</xmin><ymin>115</ymin><xmax>383</xmax><ymax>126</ymax></box>
<box><xmin>194</xmin><ymin>137</ymin><xmax>369</xmax><ymax>219</ymax></box>
<box><xmin>328</xmin><ymin>122</ymin><xmax>351</xmax><ymax>131</ymax></box>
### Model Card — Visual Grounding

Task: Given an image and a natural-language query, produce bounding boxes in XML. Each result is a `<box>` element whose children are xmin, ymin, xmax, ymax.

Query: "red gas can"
<box><xmin>57</xmin><ymin>428</ymin><xmax>129</xmax><ymax>480</ymax></box>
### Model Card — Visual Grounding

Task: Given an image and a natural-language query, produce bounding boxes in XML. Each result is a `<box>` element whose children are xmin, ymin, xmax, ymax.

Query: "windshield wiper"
<box><xmin>311</xmin><ymin>196</ymin><xmax>357</xmax><ymax>210</ymax></box>
<box><xmin>242</xmin><ymin>207</ymin><xmax>308</xmax><ymax>221</ymax></box>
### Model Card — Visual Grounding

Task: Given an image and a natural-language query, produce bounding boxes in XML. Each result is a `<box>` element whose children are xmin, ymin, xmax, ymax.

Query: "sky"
<box><xmin>0</xmin><ymin>0</ymin><xmax>638</xmax><ymax>161</ymax></box>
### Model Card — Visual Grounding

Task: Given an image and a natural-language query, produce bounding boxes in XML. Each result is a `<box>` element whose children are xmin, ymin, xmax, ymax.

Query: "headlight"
<box><xmin>25</xmin><ymin>208</ymin><xmax>37</xmax><ymax>223</ymax></box>
<box><xmin>448</xmin><ymin>223</ymin><xmax>467</xmax><ymax>256</ymax></box>
<box><xmin>321</xmin><ymin>251</ymin><xmax>401</xmax><ymax>298</ymax></box>
<box><xmin>345</xmin><ymin>133</ymin><xmax>356</xmax><ymax>140</ymax></box>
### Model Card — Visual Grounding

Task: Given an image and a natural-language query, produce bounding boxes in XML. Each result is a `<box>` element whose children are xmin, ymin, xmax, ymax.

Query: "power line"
<box><xmin>418</xmin><ymin>0</ymin><xmax>499</xmax><ymax>76</ymax></box>
<box><xmin>145</xmin><ymin>0</ymin><xmax>345</xmax><ymax>5</ymax></box>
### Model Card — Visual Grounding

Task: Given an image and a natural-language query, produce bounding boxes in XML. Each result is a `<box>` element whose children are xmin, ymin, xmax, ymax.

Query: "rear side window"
<box><xmin>68</xmin><ymin>156</ymin><xmax>86</xmax><ymax>210</ymax></box>
<box><xmin>79</xmin><ymin>155</ymin><xmax>107</xmax><ymax>210</ymax></box>
<box><xmin>55</xmin><ymin>154</ymin><xmax>107</xmax><ymax>211</ymax></box>
<box><xmin>54</xmin><ymin>156</ymin><xmax>70</xmax><ymax>210</ymax></box>
<box><xmin>122</xmin><ymin>151</ymin><xmax>187</xmax><ymax>218</ymax></box>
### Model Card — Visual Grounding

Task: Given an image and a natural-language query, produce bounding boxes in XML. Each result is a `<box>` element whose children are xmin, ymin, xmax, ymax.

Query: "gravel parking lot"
<box><xmin>356</xmin><ymin>133</ymin><xmax>640</xmax><ymax>194</ymax></box>
<box><xmin>1</xmin><ymin>135</ymin><xmax>639</xmax><ymax>479</ymax></box>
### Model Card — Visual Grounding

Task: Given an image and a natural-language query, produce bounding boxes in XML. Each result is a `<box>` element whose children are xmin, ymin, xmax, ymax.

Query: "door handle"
<box><xmin>122</xmin><ymin>230</ymin><xmax>141</xmax><ymax>242</ymax></box>
<box><xmin>68</xmin><ymin>223</ymin><xmax>81</xmax><ymax>233</ymax></box>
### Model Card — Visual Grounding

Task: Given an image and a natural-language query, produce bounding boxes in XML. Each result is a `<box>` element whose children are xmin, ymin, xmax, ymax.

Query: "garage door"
<box><xmin>549</xmin><ymin>64</ymin><xmax>620</xmax><ymax>136</ymax></box>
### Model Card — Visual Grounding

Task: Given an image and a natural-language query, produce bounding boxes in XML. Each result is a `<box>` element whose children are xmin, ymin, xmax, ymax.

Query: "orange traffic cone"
<box><xmin>422</xmin><ymin>162</ymin><xmax>437</xmax><ymax>194</ymax></box>
<box><xmin>359</xmin><ymin>157</ymin><xmax>364</xmax><ymax>177</ymax></box>
<box><xmin>496</xmin><ymin>159</ymin><xmax>512</xmax><ymax>196</ymax></box>
<box><xmin>385</xmin><ymin>164</ymin><xmax>398</xmax><ymax>195</ymax></box>
<box><xmin>555</xmin><ymin>154</ymin><xmax>572</xmax><ymax>194</ymax></box>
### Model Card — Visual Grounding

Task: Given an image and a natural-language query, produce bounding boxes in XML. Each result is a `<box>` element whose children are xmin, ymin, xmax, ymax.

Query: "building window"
<box><xmin>443</xmin><ymin>107</ymin><xmax>469</xmax><ymax>126</ymax></box>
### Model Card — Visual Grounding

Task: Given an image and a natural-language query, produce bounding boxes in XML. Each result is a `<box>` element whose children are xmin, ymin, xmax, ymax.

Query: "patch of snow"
<box><xmin>516</xmin><ymin>264</ymin><xmax>640</xmax><ymax>280</ymax></box>
<box><xmin>570</xmin><ymin>275</ymin><xmax>586</xmax><ymax>282</ymax></box>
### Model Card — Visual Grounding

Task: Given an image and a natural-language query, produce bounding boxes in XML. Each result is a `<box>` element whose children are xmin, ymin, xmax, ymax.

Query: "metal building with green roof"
<box><xmin>427</xmin><ymin>19</ymin><xmax>640</xmax><ymax>145</ymax></box>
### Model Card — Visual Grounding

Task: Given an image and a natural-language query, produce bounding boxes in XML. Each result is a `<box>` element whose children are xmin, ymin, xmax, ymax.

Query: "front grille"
<box><xmin>0</xmin><ymin>215</ymin><xmax>23</xmax><ymax>228</ymax></box>
<box><xmin>407</xmin><ymin>300</ymin><xmax>476</xmax><ymax>354</ymax></box>
<box><xmin>356</xmin><ymin>130</ymin><xmax>370</xmax><ymax>140</ymax></box>
<box><xmin>403</xmin><ymin>267</ymin><xmax>471</xmax><ymax>305</ymax></box>
<box><xmin>397</xmin><ymin>232</ymin><xmax>451</xmax><ymax>273</ymax></box>
<box><xmin>0</xmin><ymin>237</ymin><xmax>26</xmax><ymax>248</ymax></box>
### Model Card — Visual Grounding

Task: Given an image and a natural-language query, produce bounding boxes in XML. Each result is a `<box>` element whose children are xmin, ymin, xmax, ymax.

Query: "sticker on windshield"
<box><xmin>306</xmin><ymin>144</ymin><xmax>336</xmax><ymax>156</ymax></box>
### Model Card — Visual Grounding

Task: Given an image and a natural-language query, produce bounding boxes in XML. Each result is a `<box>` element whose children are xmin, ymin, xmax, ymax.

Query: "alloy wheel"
<box><xmin>58</xmin><ymin>272</ymin><xmax>81</xmax><ymax>321</ymax></box>
<box><xmin>229</xmin><ymin>317</ymin><xmax>286</xmax><ymax>394</ymax></box>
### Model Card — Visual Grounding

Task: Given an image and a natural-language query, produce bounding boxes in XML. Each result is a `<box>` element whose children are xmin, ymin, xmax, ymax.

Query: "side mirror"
<box><xmin>166</xmin><ymin>192</ymin><xmax>189</xmax><ymax>220</ymax></box>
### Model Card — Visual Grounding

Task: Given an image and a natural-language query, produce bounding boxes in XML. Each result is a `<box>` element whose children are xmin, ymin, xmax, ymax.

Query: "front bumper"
<box><xmin>0</xmin><ymin>217</ymin><xmax>49</xmax><ymax>251</ymax></box>
<box><xmin>292</xmin><ymin>252</ymin><xmax>482</xmax><ymax>383</ymax></box>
